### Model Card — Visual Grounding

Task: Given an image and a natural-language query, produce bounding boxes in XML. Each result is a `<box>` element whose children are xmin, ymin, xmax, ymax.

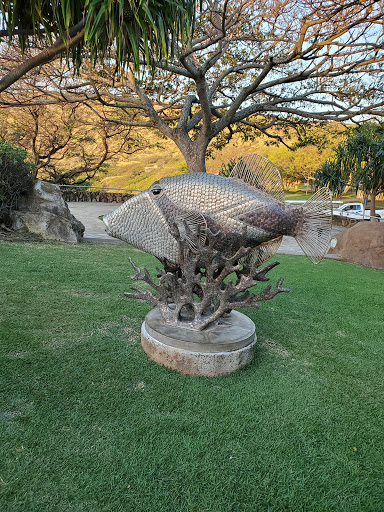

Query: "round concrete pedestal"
<box><xmin>141</xmin><ymin>308</ymin><xmax>257</xmax><ymax>377</ymax></box>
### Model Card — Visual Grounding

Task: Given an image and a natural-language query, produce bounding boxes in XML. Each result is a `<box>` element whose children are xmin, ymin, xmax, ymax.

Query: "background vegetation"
<box><xmin>1</xmin><ymin>1</ymin><xmax>383</xmax><ymax>174</ymax></box>
<box><xmin>0</xmin><ymin>141</ymin><xmax>34</xmax><ymax>225</ymax></box>
<box><xmin>0</xmin><ymin>102</ymin><xmax>345</xmax><ymax>191</ymax></box>
<box><xmin>315</xmin><ymin>123</ymin><xmax>384</xmax><ymax>216</ymax></box>
<box><xmin>0</xmin><ymin>104</ymin><xmax>153</xmax><ymax>186</ymax></box>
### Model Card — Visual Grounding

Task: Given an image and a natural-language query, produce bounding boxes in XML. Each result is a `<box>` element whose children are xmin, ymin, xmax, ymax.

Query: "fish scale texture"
<box><xmin>103</xmin><ymin>172</ymin><xmax>331</xmax><ymax>265</ymax></box>
<box><xmin>103</xmin><ymin>191</ymin><xmax>180</xmax><ymax>262</ymax></box>
<box><xmin>161</xmin><ymin>173</ymin><xmax>275</xmax><ymax>237</ymax></box>
<box><xmin>104</xmin><ymin>174</ymin><xmax>291</xmax><ymax>263</ymax></box>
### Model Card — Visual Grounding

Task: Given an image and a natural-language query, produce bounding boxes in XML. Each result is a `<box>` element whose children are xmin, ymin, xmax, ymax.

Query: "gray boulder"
<box><xmin>11</xmin><ymin>180</ymin><xmax>84</xmax><ymax>242</ymax></box>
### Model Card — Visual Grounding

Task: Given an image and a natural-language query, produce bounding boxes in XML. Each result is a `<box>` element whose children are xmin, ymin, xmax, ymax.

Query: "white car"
<box><xmin>333</xmin><ymin>202</ymin><xmax>384</xmax><ymax>221</ymax></box>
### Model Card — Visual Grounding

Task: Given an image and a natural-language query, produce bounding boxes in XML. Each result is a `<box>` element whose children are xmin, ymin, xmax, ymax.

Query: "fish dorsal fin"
<box><xmin>175</xmin><ymin>212</ymin><xmax>207</xmax><ymax>253</ymax></box>
<box><xmin>240</xmin><ymin>237</ymin><xmax>283</xmax><ymax>267</ymax></box>
<box><xmin>229</xmin><ymin>154</ymin><xmax>285</xmax><ymax>203</ymax></box>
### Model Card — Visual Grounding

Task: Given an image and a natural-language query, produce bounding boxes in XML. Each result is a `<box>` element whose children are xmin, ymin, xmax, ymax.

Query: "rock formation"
<box><xmin>328</xmin><ymin>221</ymin><xmax>384</xmax><ymax>269</ymax></box>
<box><xmin>11</xmin><ymin>180</ymin><xmax>84</xmax><ymax>242</ymax></box>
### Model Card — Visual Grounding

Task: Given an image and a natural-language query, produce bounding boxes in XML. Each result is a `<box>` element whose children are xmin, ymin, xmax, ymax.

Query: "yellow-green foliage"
<box><xmin>0</xmin><ymin>100</ymin><xmax>346</xmax><ymax>191</ymax></box>
<box><xmin>92</xmin><ymin>139</ymin><xmax>188</xmax><ymax>191</ymax></box>
<box><xmin>93</xmin><ymin>124</ymin><xmax>345</xmax><ymax>191</ymax></box>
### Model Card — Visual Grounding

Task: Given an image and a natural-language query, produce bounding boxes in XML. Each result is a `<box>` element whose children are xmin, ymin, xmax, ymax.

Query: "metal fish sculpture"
<box><xmin>102</xmin><ymin>154</ymin><xmax>332</xmax><ymax>265</ymax></box>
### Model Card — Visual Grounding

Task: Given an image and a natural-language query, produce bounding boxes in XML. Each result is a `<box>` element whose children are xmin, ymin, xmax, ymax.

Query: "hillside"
<box><xmin>92</xmin><ymin>128</ymin><xmax>342</xmax><ymax>192</ymax></box>
<box><xmin>0</xmin><ymin>101</ymin><xmax>345</xmax><ymax>191</ymax></box>
<box><xmin>92</xmin><ymin>138</ymin><xmax>188</xmax><ymax>191</ymax></box>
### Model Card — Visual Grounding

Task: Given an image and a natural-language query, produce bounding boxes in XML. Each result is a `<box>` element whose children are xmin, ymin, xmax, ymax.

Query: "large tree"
<box><xmin>314</xmin><ymin>123</ymin><xmax>384</xmax><ymax>220</ymax></box>
<box><xmin>1</xmin><ymin>1</ymin><xmax>383</xmax><ymax>173</ymax></box>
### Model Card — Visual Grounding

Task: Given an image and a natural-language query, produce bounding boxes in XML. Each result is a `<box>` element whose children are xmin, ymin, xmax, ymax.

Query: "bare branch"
<box><xmin>0</xmin><ymin>20</ymin><xmax>85</xmax><ymax>93</ymax></box>
<box><xmin>1</xmin><ymin>0</ymin><xmax>383</xmax><ymax>173</ymax></box>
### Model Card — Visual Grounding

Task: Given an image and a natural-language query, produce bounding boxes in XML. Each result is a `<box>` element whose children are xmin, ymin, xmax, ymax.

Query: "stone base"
<box><xmin>141</xmin><ymin>308</ymin><xmax>257</xmax><ymax>377</ymax></box>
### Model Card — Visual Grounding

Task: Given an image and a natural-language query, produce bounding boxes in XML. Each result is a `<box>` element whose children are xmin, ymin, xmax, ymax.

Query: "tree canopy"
<box><xmin>314</xmin><ymin>123</ymin><xmax>384</xmax><ymax>218</ymax></box>
<box><xmin>1</xmin><ymin>1</ymin><xmax>383</xmax><ymax>173</ymax></box>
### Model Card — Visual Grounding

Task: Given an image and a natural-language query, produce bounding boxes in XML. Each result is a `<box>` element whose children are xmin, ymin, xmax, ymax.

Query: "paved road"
<box><xmin>68</xmin><ymin>201</ymin><xmax>345</xmax><ymax>257</ymax></box>
<box><xmin>68</xmin><ymin>202</ymin><xmax>122</xmax><ymax>242</ymax></box>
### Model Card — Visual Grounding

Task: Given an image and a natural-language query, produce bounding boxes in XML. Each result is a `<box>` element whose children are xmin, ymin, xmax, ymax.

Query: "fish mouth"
<box><xmin>101</xmin><ymin>214</ymin><xmax>110</xmax><ymax>233</ymax></box>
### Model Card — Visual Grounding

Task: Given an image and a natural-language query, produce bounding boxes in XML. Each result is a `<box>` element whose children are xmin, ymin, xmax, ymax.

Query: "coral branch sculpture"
<box><xmin>125</xmin><ymin>227</ymin><xmax>290</xmax><ymax>331</ymax></box>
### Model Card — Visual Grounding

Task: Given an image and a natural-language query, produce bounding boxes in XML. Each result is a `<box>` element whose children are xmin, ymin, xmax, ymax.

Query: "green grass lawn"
<box><xmin>1</xmin><ymin>241</ymin><xmax>383</xmax><ymax>512</ymax></box>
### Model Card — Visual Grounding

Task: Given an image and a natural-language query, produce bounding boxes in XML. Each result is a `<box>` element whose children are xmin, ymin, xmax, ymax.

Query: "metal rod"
<box><xmin>57</xmin><ymin>184</ymin><xmax>142</xmax><ymax>192</ymax></box>
<box><xmin>286</xmin><ymin>200</ymin><xmax>343</xmax><ymax>205</ymax></box>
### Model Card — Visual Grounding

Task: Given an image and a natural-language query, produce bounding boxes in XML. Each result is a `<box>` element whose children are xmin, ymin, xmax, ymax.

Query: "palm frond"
<box><xmin>0</xmin><ymin>0</ymin><xmax>198</xmax><ymax>73</ymax></box>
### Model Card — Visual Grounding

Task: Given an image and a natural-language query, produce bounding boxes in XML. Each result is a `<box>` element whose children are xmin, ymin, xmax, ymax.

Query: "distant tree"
<box><xmin>0</xmin><ymin>103</ymin><xmax>152</xmax><ymax>184</ymax></box>
<box><xmin>314</xmin><ymin>123</ymin><xmax>384</xmax><ymax>219</ymax></box>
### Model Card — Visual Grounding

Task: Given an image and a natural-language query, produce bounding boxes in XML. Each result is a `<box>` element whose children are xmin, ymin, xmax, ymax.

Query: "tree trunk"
<box><xmin>185</xmin><ymin>149</ymin><xmax>207</xmax><ymax>173</ymax></box>
<box><xmin>342</xmin><ymin>173</ymin><xmax>353</xmax><ymax>195</ymax></box>
<box><xmin>370</xmin><ymin>191</ymin><xmax>377</xmax><ymax>222</ymax></box>
<box><xmin>174</xmin><ymin>136</ymin><xmax>208</xmax><ymax>173</ymax></box>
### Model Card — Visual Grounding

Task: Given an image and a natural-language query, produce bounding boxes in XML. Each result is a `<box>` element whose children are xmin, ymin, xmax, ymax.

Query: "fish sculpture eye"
<box><xmin>151</xmin><ymin>186</ymin><xmax>162</xmax><ymax>197</ymax></box>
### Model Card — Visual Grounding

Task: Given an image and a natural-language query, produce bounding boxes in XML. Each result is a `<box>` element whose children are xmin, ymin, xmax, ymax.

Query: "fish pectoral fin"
<box><xmin>240</xmin><ymin>237</ymin><xmax>283</xmax><ymax>267</ymax></box>
<box><xmin>174</xmin><ymin>212</ymin><xmax>207</xmax><ymax>252</ymax></box>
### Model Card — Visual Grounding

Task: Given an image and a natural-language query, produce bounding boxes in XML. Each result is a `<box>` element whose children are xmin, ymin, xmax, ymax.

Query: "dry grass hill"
<box><xmin>92</xmin><ymin>130</ymin><xmax>339</xmax><ymax>192</ymax></box>
<box><xmin>0</xmin><ymin>103</ymin><xmax>344</xmax><ymax>192</ymax></box>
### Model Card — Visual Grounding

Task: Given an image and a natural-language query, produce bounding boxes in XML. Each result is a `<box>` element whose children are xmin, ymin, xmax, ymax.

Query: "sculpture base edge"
<box><xmin>141</xmin><ymin>308</ymin><xmax>257</xmax><ymax>377</ymax></box>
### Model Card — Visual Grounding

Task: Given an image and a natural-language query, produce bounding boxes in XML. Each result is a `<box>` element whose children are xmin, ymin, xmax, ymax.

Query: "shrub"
<box><xmin>219</xmin><ymin>157</ymin><xmax>239</xmax><ymax>177</ymax></box>
<box><xmin>0</xmin><ymin>141</ymin><xmax>35</xmax><ymax>226</ymax></box>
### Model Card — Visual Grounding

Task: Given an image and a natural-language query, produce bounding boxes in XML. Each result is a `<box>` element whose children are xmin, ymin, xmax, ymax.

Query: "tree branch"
<box><xmin>0</xmin><ymin>20</ymin><xmax>85</xmax><ymax>93</ymax></box>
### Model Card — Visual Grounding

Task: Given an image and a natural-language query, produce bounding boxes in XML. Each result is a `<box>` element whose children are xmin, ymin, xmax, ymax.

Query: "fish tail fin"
<box><xmin>295</xmin><ymin>188</ymin><xmax>333</xmax><ymax>264</ymax></box>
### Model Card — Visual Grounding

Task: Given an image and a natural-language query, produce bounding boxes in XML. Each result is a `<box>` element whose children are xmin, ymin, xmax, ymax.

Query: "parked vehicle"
<box><xmin>333</xmin><ymin>202</ymin><xmax>384</xmax><ymax>221</ymax></box>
